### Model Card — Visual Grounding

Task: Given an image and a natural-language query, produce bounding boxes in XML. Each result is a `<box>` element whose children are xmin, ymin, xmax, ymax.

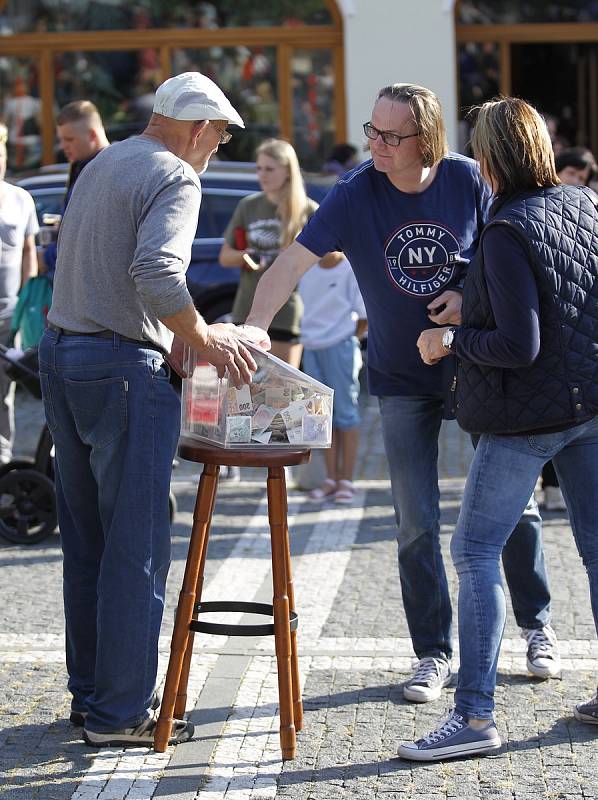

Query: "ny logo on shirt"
<box><xmin>385</xmin><ymin>222</ymin><xmax>461</xmax><ymax>297</ymax></box>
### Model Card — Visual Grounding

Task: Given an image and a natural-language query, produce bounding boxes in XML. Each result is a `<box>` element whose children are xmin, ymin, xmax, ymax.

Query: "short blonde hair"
<box><xmin>471</xmin><ymin>97</ymin><xmax>559</xmax><ymax>197</ymax></box>
<box><xmin>376</xmin><ymin>83</ymin><xmax>448</xmax><ymax>168</ymax></box>
<box><xmin>256</xmin><ymin>138</ymin><xmax>310</xmax><ymax>248</ymax></box>
<box><xmin>56</xmin><ymin>100</ymin><xmax>104</xmax><ymax>130</ymax></box>
<box><xmin>0</xmin><ymin>122</ymin><xmax>7</xmax><ymax>145</ymax></box>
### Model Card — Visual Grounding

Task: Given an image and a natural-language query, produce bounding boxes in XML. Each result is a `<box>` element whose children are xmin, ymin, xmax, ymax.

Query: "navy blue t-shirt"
<box><xmin>297</xmin><ymin>154</ymin><xmax>491</xmax><ymax>395</ymax></box>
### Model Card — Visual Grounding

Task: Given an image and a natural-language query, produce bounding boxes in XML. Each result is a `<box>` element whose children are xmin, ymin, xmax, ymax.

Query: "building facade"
<box><xmin>1</xmin><ymin>0</ymin><xmax>597</xmax><ymax>173</ymax></box>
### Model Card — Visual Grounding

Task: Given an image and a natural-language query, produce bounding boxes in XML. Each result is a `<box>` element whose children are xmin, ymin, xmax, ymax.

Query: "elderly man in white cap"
<box><xmin>40</xmin><ymin>72</ymin><xmax>269</xmax><ymax>748</ymax></box>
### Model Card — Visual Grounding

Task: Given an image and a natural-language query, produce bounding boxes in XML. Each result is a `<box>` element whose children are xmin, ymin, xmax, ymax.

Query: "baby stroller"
<box><xmin>0</xmin><ymin>345</ymin><xmax>177</xmax><ymax>546</ymax></box>
<box><xmin>0</xmin><ymin>345</ymin><xmax>56</xmax><ymax>544</ymax></box>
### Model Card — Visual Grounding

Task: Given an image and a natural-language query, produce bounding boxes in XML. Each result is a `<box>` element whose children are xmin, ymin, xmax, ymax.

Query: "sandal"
<box><xmin>308</xmin><ymin>478</ymin><xmax>337</xmax><ymax>502</ymax></box>
<box><xmin>334</xmin><ymin>479</ymin><xmax>355</xmax><ymax>504</ymax></box>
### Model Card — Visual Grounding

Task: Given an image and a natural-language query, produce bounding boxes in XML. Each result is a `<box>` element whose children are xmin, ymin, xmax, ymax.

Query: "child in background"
<box><xmin>299</xmin><ymin>252</ymin><xmax>367</xmax><ymax>504</ymax></box>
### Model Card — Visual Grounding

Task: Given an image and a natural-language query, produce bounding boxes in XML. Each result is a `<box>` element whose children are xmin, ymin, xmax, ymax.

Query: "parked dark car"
<box><xmin>16</xmin><ymin>164</ymin><xmax>334</xmax><ymax>323</ymax></box>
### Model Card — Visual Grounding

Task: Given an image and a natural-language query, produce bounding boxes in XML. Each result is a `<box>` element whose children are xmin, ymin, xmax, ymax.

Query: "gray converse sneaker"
<box><xmin>403</xmin><ymin>656</ymin><xmax>452</xmax><ymax>703</ymax></box>
<box><xmin>83</xmin><ymin>708</ymin><xmax>193</xmax><ymax>748</ymax></box>
<box><xmin>574</xmin><ymin>691</ymin><xmax>598</xmax><ymax>724</ymax></box>
<box><xmin>521</xmin><ymin>625</ymin><xmax>561</xmax><ymax>678</ymax></box>
<box><xmin>70</xmin><ymin>690</ymin><xmax>161</xmax><ymax>727</ymax></box>
<box><xmin>398</xmin><ymin>709</ymin><xmax>501</xmax><ymax>761</ymax></box>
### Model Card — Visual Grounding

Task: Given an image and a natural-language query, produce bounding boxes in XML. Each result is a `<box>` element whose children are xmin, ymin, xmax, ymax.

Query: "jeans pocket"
<box><xmin>527</xmin><ymin>429</ymin><xmax>568</xmax><ymax>455</ymax></box>
<box><xmin>64</xmin><ymin>376</ymin><xmax>127</xmax><ymax>449</ymax></box>
<box><xmin>39</xmin><ymin>373</ymin><xmax>59</xmax><ymax>433</ymax></box>
<box><xmin>149</xmin><ymin>358</ymin><xmax>171</xmax><ymax>381</ymax></box>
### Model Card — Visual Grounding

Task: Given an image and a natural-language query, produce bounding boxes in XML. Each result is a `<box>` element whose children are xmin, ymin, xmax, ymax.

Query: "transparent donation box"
<box><xmin>181</xmin><ymin>343</ymin><xmax>334</xmax><ymax>449</ymax></box>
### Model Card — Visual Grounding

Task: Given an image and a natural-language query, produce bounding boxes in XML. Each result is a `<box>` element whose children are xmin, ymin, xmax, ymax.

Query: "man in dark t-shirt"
<box><xmin>246</xmin><ymin>83</ymin><xmax>560</xmax><ymax>704</ymax></box>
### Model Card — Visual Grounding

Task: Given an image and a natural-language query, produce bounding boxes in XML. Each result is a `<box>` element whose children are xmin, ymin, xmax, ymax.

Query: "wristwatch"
<box><xmin>442</xmin><ymin>327</ymin><xmax>456</xmax><ymax>353</ymax></box>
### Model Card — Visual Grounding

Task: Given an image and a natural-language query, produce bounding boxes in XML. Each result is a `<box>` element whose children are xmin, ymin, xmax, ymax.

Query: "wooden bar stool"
<box><xmin>154</xmin><ymin>439</ymin><xmax>311</xmax><ymax>760</ymax></box>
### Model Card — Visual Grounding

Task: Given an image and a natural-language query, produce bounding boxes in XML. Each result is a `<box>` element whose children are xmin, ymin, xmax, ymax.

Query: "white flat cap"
<box><xmin>153</xmin><ymin>72</ymin><xmax>244</xmax><ymax>128</ymax></box>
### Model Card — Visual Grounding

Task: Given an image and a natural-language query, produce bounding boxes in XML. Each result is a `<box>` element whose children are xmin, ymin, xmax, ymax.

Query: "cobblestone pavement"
<box><xmin>1</xmin><ymin>388</ymin><xmax>597</xmax><ymax>799</ymax></box>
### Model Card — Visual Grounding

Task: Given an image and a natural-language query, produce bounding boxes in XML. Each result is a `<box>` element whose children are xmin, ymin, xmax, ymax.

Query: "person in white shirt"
<box><xmin>0</xmin><ymin>122</ymin><xmax>39</xmax><ymax>462</ymax></box>
<box><xmin>299</xmin><ymin>252</ymin><xmax>367</xmax><ymax>503</ymax></box>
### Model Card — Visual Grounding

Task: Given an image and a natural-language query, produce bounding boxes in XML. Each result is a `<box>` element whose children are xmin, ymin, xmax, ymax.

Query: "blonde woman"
<box><xmin>219</xmin><ymin>138</ymin><xmax>318</xmax><ymax>367</ymax></box>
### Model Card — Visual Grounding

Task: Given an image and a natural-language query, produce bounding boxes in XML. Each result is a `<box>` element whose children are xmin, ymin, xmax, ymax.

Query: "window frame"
<box><xmin>1</xmin><ymin>1</ymin><xmax>345</xmax><ymax>167</ymax></box>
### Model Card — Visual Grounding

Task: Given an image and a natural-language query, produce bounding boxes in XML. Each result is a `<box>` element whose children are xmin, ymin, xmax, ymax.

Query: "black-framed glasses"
<box><xmin>363</xmin><ymin>121</ymin><xmax>419</xmax><ymax>147</ymax></box>
<box><xmin>210</xmin><ymin>121</ymin><xmax>232</xmax><ymax>144</ymax></box>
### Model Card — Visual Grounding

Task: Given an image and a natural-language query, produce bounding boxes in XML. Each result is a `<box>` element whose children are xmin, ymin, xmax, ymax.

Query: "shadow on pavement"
<box><xmin>0</xmin><ymin>720</ymin><xmax>92</xmax><ymax>799</ymax></box>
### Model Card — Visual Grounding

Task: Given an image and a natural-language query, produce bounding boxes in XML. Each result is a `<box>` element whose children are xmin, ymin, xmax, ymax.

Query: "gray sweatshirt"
<box><xmin>48</xmin><ymin>136</ymin><xmax>201</xmax><ymax>353</ymax></box>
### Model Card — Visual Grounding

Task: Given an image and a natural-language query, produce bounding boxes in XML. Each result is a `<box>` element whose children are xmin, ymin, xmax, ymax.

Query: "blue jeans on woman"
<box><xmin>39</xmin><ymin>328</ymin><xmax>180</xmax><ymax>732</ymax></box>
<box><xmin>451</xmin><ymin>415</ymin><xmax>598</xmax><ymax>718</ymax></box>
<box><xmin>379</xmin><ymin>395</ymin><xmax>550</xmax><ymax>661</ymax></box>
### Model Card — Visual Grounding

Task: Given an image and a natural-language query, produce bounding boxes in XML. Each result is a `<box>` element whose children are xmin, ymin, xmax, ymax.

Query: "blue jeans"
<box><xmin>378</xmin><ymin>395</ymin><xmax>551</xmax><ymax>660</ymax></box>
<box><xmin>39</xmin><ymin>329</ymin><xmax>180</xmax><ymax>732</ymax></box>
<box><xmin>452</xmin><ymin>415</ymin><xmax>598</xmax><ymax>718</ymax></box>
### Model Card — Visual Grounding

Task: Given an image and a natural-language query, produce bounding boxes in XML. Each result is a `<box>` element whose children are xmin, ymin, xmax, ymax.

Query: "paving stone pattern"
<box><xmin>0</xmin><ymin>389</ymin><xmax>596</xmax><ymax>799</ymax></box>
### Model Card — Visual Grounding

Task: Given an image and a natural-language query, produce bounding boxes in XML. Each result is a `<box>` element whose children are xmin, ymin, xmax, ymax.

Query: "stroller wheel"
<box><xmin>0</xmin><ymin>468</ymin><xmax>57</xmax><ymax>545</ymax></box>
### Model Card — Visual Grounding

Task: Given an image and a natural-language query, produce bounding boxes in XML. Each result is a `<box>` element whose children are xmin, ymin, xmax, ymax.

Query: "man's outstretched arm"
<box><xmin>245</xmin><ymin>240</ymin><xmax>319</xmax><ymax>330</ymax></box>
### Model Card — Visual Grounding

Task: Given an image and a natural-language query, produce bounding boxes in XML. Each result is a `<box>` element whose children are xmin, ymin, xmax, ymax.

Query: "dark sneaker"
<box><xmin>574</xmin><ymin>691</ymin><xmax>598</xmax><ymax>724</ymax></box>
<box><xmin>403</xmin><ymin>656</ymin><xmax>452</xmax><ymax>703</ymax></box>
<box><xmin>521</xmin><ymin>625</ymin><xmax>561</xmax><ymax>678</ymax></box>
<box><xmin>83</xmin><ymin>709</ymin><xmax>193</xmax><ymax>748</ymax></box>
<box><xmin>398</xmin><ymin>709</ymin><xmax>501</xmax><ymax>761</ymax></box>
<box><xmin>71</xmin><ymin>690</ymin><xmax>161</xmax><ymax>727</ymax></box>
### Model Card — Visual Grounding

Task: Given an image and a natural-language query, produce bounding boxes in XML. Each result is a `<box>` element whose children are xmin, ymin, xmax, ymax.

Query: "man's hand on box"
<box><xmin>167</xmin><ymin>335</ymin><xmax>188</xmax><ymax>378</ymax></box>
<box><xmin>236</xmin><ymin>324</ymin><xmax>271</xmax><ymax>351</ymax></box>
<box><xmin>203</xmin><ymin>323</ymin><xmax>258</xmax><ymax>388</ymax></box>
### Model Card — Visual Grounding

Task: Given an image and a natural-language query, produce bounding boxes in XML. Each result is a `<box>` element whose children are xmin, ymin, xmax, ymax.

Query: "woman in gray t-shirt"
<box><xmin>220</xmin><ymin>138</ymin><xmax>317</xmax><ymax>368</ymax></box>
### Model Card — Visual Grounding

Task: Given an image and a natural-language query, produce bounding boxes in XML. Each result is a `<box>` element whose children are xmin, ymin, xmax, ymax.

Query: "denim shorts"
<box><xmin>302</xmin><ymin>335</ymin><xmax>362</xmax><ymax>430</ymax></box>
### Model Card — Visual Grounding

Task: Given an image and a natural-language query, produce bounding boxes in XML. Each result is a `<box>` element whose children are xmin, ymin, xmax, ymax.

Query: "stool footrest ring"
<box><xmin>189</xmin><ymin>600</ymin><xmax>299</xmax><ymax>637</ymax></box>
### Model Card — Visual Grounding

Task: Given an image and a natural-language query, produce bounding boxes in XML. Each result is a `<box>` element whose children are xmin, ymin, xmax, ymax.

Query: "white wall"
<box><xmin>339</xmin><ymin>0</ymin><xmax>458</xmax><ymax>150</ymax></box>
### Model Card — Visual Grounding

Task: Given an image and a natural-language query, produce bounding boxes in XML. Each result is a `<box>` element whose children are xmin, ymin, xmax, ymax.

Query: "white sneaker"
<box><xmin>403</xmin><ymin>656</ymin><xmax>452</xmax><ymax>703</ymax></box>
<box><xmin>543</xmin><ymin>486</ymin><xmax>566</xmax><ymax>511</ymax></box>
<box><xmin>521</xmin><ymin>625</ymin><xmax>561</xmax><ymax>678</ymax></box>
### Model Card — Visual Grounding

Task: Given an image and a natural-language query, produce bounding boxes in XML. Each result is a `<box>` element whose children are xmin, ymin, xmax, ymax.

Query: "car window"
<box><xmin>196</xmin><ymin>189</ymin><xmax>252</xmax><ymax>240</ymax></box>
<box><xmin>29</xmin><ymin>188</ymin><xmax>66</xmax><ymax>224</ymax></box>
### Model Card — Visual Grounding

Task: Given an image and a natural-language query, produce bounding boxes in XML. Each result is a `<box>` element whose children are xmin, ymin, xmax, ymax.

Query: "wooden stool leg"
<box><xmin>267</xmin><ymin>466</ymin><xmax>296</xmax><ymax>760</ymax></box>
<box><xmin>281</xmin><ymin>471</ymin><xmax>303</xmax><ymax>732</ymax></box>
<box><xmin>174</xmin><ymin>465</ymin><xmax>219</xmax><ymax>718</ymax></box>
<box><xmin>154</xmin><ymin>464</ymin><xmax>219</xmax><ymax>752</ymax></box>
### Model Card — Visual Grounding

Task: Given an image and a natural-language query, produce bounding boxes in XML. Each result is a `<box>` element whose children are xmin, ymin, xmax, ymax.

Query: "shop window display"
<box><xmin>292</xmin><ymin>49</ymin><xmax>335</xmax><ymax>171</ymax></box>
<box><xmin>456</xmin><ymin>42</ymin><xmax>500</xmax><ymax>154</ymax></box>
<box><xmin>53</xmin><ymin>49</ymin><xmax>160</xmax><ymax>151</ymax></box>
<box><xmin>172</xmin><ymin>46</ymin><xmax>279</xmax><ymax>162</ymax></box>
<box><xmin>0</xmin><ymin>59</ymin><xmax>42</xmax><ymax>171</ymax></box>
<box><xmin>457</xmin><ymin>0</ymin><xmax>598</xmax><ymax>24</ymax></box>
<box><xmin>1</xmin><ymin>0</ymin><xmax>333</xmax><ymax>34</ymax></box>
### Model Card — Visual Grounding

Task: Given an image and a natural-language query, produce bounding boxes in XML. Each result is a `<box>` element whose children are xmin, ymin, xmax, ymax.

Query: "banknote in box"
<box><xmin>181</xmin><ymin>342</ymin><xmax>334</xmax><ymax>449</ymax></box>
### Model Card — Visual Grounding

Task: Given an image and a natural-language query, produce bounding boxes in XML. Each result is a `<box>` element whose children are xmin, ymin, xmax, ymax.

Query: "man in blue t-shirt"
<box><xmin>246</xmin><ymin>83</ymin><xmax>559</xmax><ymax>702</ymax></box>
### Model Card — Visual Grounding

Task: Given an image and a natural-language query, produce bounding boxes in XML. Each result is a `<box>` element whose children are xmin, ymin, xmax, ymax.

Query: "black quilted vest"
<box><xmin>456</xmin><ymin>185</ymin><xmax>598</xmax><ymax>434</ymax></box>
